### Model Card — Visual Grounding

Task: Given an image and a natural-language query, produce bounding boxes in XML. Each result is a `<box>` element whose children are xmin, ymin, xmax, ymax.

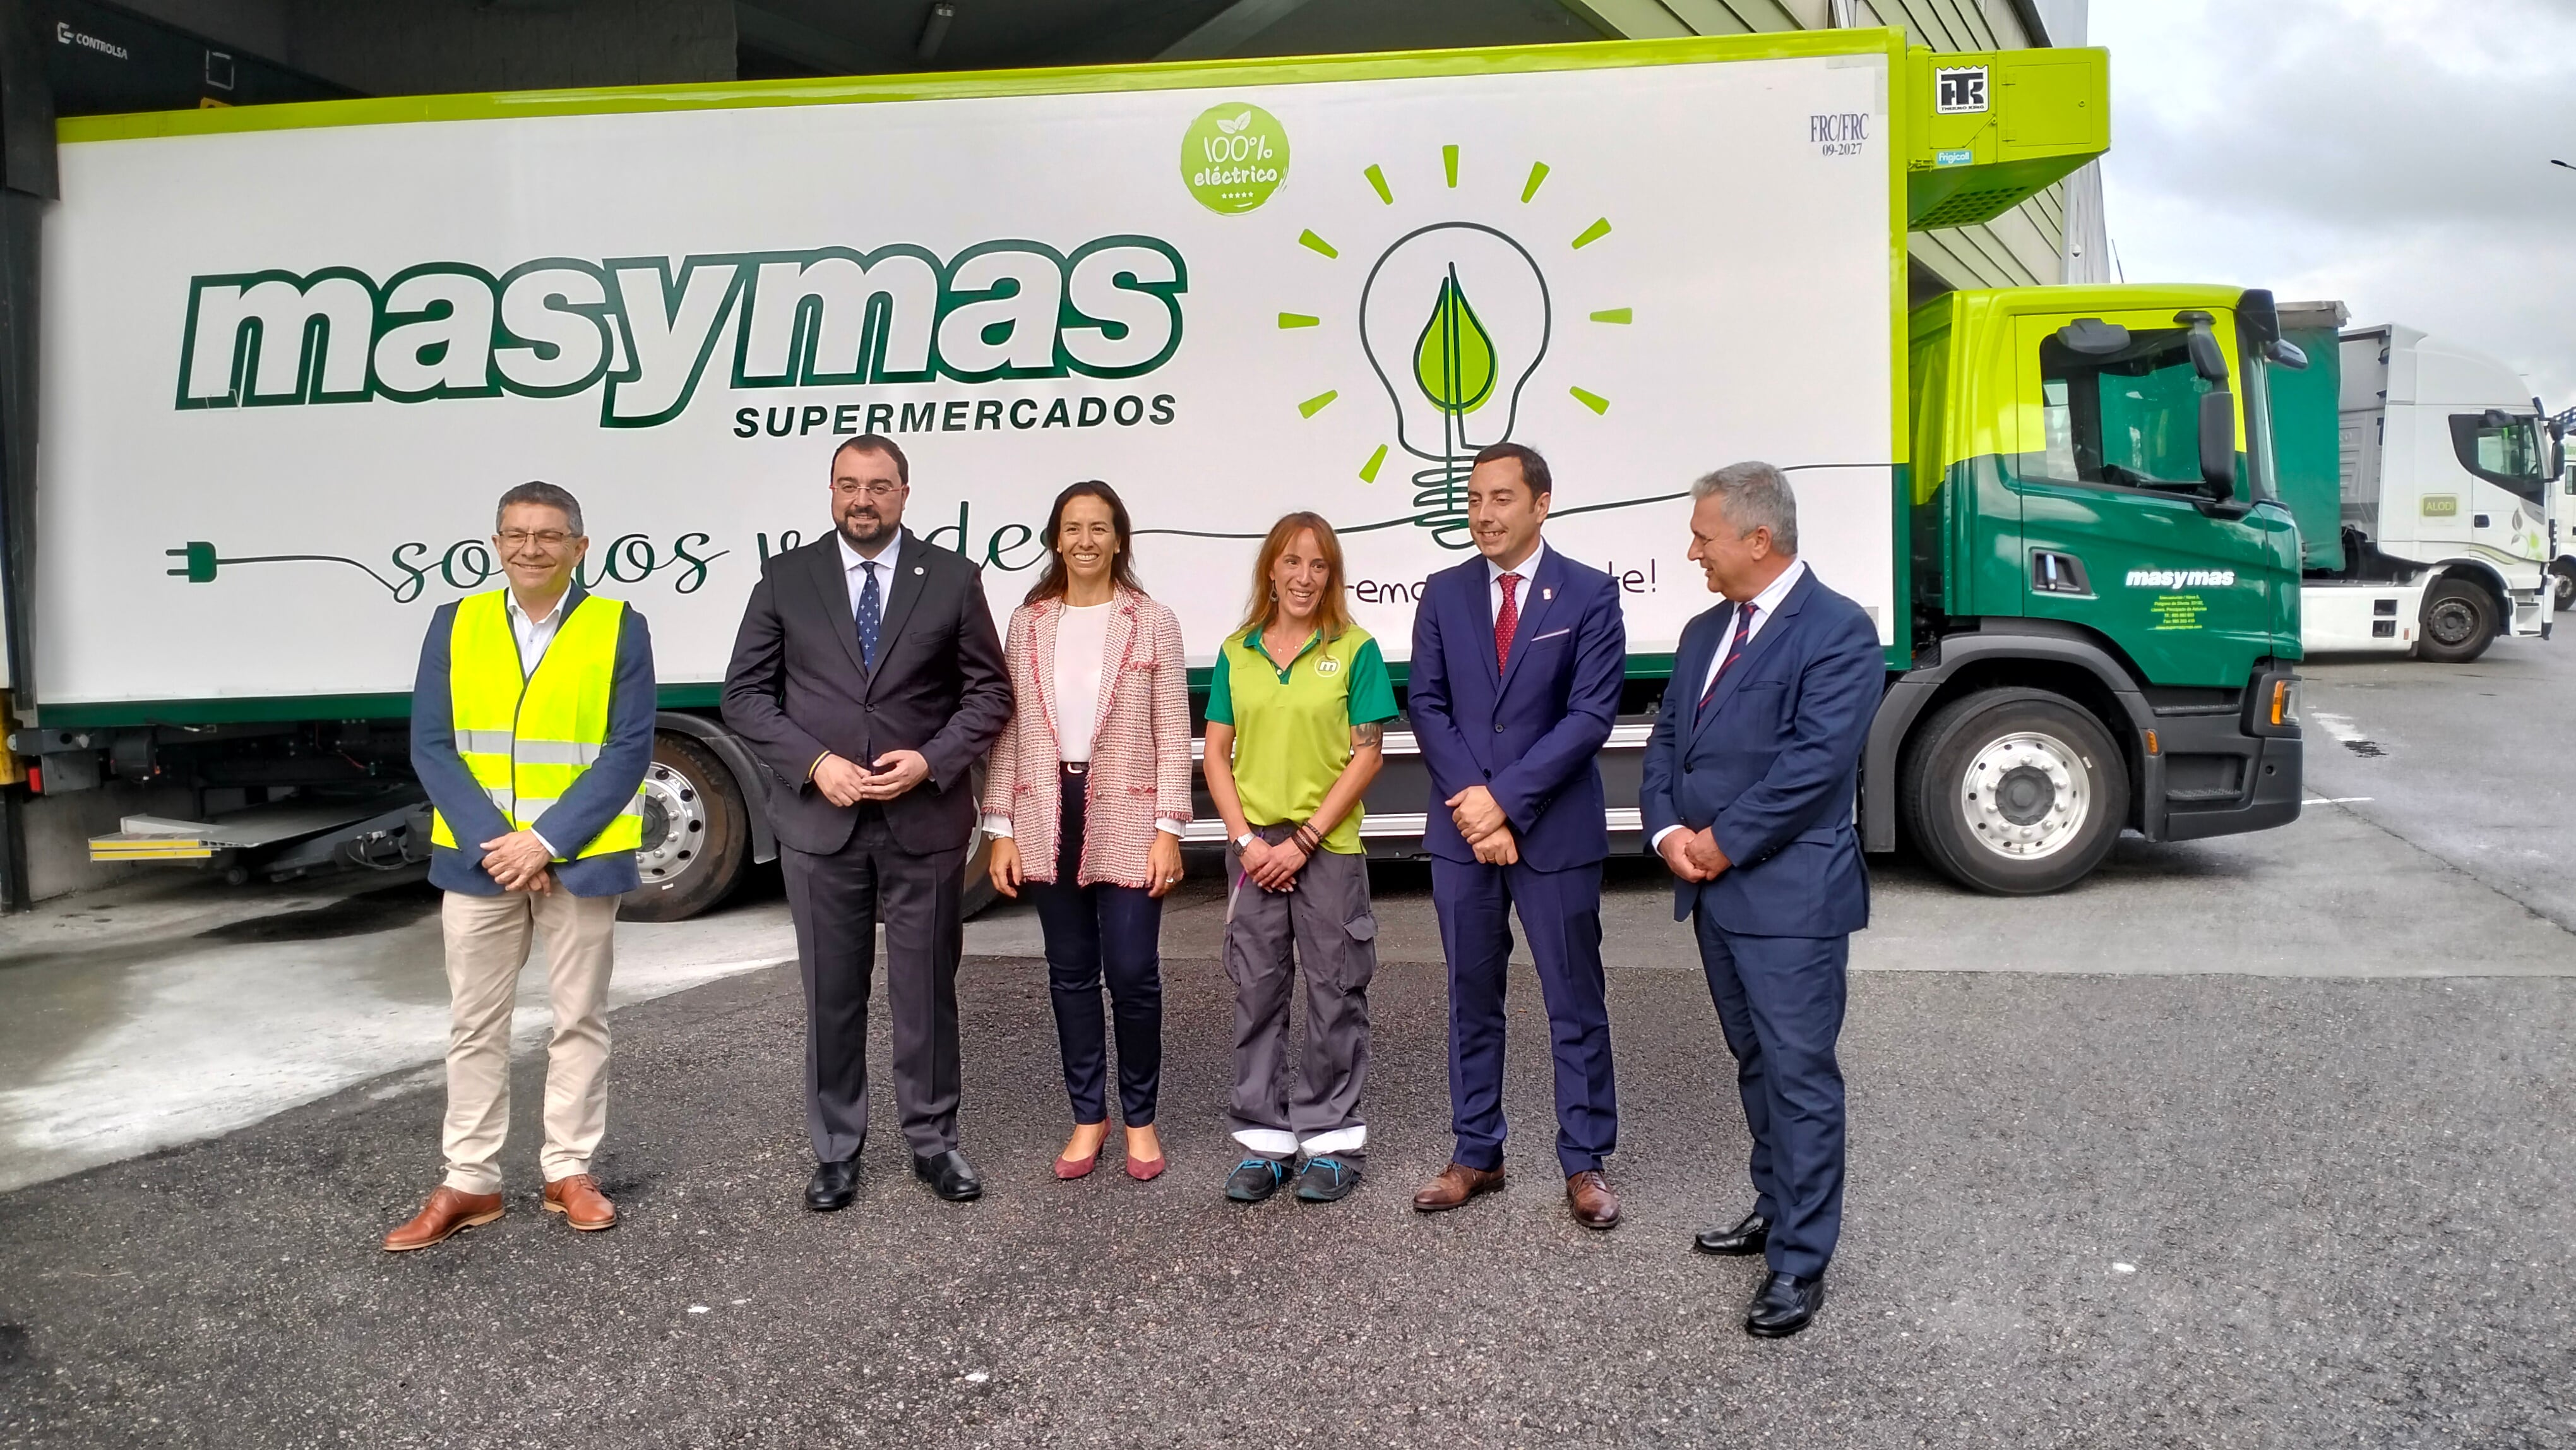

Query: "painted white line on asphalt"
<box><xmin>2305</xmin><ymin>796</ymin><xmax>2375</xmax><ymax>805</ymax></box>
<box><xmin>2310</xmin><ymin>711</ymin><xmax>2363</xmax><ymax>741</ymax></box>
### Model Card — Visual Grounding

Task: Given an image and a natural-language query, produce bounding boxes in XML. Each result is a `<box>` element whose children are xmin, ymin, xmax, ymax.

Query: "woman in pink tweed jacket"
<box><xmin>982</xmin><ymin>481</ymin><xmax>1193</xmax><ymax>1182</ymax></box>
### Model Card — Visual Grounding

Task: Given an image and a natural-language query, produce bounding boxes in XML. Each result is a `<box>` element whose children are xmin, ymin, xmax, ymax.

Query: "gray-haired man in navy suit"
<box><xmin>1640</xmin><ymin>460</ymin><xmax>1881</xmax><ymax>1338</ymax></box>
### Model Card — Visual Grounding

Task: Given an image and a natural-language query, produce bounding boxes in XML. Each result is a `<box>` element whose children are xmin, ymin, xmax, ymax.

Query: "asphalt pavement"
<box><xmin>3</xmin><ymin>644</ymin><xmax>2575</xmax><ymax>1447</ymax></box>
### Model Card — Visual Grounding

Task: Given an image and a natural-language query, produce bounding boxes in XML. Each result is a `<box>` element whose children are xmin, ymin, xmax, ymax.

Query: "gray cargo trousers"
<box><xmin>1223</xmin><ymin>823</ymin><xmax>1378</xmax><ymax>1163</ymax></box>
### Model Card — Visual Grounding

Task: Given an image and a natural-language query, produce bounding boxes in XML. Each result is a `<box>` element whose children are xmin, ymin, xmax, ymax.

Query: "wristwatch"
<box><xmin>1233</xmin><ymin>832</ymin><xmax>1257</xmax><ymax>852</ymax></box>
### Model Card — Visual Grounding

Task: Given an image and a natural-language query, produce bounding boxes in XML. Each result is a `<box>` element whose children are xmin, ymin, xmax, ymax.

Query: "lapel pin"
<box><xmin>1542</xmin><ymin>588</ymin><xmax>1553</xmax><ymax>601</ymax></box>
<box><xmin>913</xmin><ymin>566</ymin><xmax>924</xmax><ymax>575</ymax></box>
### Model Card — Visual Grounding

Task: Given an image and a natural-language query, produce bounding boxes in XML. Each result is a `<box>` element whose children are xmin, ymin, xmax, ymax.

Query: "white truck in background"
<box><xmin>2298</xmin><ymin>319</ymin><xmax>2556</xmax><ymax>662</ymax></box>
<box><xmin>2548</xmin><ymin>403</ymin><xmax>2576</xmax><ymax>612</ymax></box>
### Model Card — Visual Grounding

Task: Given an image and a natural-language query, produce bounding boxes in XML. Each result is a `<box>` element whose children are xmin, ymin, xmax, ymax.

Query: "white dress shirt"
<box><xmin>837</xmin><ymin>527</ymin><xmax>902</xmax><ymax>616</ymax></box>
<box><xmin>1650</xmin><ymin>558</ymin><xmax>1808</xmax><ymax>853</ymax></box>
<box><xmin>1486</xmin><ymin>537</ymin><xmax>1549</xmax><ymax>626</ymax></box>
<box><xmin>503</xmin><ymin>588</ymin><xmax>568</xmax><ymax>677</ymax></box>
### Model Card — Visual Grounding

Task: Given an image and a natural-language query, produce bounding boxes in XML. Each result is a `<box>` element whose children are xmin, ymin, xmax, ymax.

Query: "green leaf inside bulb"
<box><xmin>1412</xmin><ymin>269</ymin><xmax>1498</xmax><ymax>417</ymax></box>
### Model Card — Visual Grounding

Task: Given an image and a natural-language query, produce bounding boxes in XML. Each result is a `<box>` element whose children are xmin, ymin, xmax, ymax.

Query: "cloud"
<box><xmin>2092</xmin><ymin>0</ymin><xmax>2576</xmax><ymax>404</ymax></box>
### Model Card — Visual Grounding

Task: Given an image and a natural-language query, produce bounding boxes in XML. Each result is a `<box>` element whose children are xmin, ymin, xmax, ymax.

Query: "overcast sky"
<box><xmin>2089</xmin><ymin>0</ymin><xmax>2576</xmax><ymax>407</ymax></box>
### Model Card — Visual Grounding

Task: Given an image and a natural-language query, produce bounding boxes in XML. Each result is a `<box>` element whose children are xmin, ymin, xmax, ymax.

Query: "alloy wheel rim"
<box><xmin>1960</xmin><ymin>730</ymin><xmax>2091</xmax><ymax>861</ymax></box>
<box><xmin>635</xmin><ymin>762</ymin><xmax>707</xmax><ymax>884</ymax></box>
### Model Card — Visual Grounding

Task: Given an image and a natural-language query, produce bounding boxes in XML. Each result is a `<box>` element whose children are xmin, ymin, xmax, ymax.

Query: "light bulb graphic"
<box><xmin>1358</xmin><ymin>222</ymin><xmax>1551</xmax><ymax>549</ymax></box>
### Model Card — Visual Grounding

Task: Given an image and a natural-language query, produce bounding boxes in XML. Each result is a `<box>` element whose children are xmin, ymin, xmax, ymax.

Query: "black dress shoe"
<box><xmin>1694</xmin><ymin>1210</ymin><xmax>1771</xmax><ymax>1257</ymax></box>
<box><xmin>804</xmin><ymin>1157</ymin><xmax>859</xmax><ymax>1212</ymax></box>
<box><xmin>912</xmin><ymin>1149</ymin><xmax>983</xmax><ymax>1202</ymax></box>
<box><xmin>1744</xmin><ymin>1269</ymin><xmax>1826</xmax><ymax>1338</ymax></box>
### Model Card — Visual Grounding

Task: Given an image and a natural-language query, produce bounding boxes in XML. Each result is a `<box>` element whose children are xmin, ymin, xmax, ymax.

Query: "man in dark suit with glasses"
<box><xmin>722</xmin><ymin>434</ymin><xmax>1011</xmax><ymax>1208</ymax></box>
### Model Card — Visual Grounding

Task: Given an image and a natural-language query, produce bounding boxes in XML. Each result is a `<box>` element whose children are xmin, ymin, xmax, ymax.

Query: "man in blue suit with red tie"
<box><xmin>1406</xmin><ymin>443</ymin><xmax>1630</xmax><ymax>1230</ymax></box>
<box><xmin>1641</xmin><ymin>460</ymin><xmax>1881</xmax><ymax>1338</ymax></box>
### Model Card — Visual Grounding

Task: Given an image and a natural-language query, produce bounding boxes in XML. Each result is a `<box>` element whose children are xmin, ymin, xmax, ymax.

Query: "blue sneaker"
<box><xmin>1224</xmin><ymin>1157</ymin><xmax>1292</xmax><ymax>1203</ymax></box>
<box><xmin>1294</xmin><ymin>1156</ymin><xmax>1362</xmax><ymax>1203</ymax></box>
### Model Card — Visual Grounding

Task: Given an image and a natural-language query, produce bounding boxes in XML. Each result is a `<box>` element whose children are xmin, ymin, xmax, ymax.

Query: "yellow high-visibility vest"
<box><xmin>427</xmin><ymin>589</ymin><xmax>643</xmax><ymax>859</ymax></box>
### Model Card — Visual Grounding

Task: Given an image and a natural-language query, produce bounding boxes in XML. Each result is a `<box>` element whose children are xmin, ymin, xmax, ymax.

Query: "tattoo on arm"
<box><xmin>1352</xmin><ymin>721</ymin><xmax>1383</xmax><ymax>750</ymax></box>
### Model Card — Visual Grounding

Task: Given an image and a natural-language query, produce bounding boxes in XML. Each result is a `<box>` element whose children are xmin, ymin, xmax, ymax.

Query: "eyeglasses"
<box><xmin>498</xmin><ymin>529</ymin><xmax>575</xmax><ymax>548</ymax></box>
<box><xmin>834</xmin><ymin>481</ymin><xmax>906</xmax><ymax>500</ymax></box>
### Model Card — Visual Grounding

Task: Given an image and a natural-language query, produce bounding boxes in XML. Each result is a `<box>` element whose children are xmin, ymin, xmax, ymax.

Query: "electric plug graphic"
<box><xmin>164</xmin><ymin>542</ymin><xmax>405</xmax><ymax>594</ymax></box>
<box><xmin>167</xmin><ymin>542</ymin><xmax>218</xmax><ymax>582</ymax></box>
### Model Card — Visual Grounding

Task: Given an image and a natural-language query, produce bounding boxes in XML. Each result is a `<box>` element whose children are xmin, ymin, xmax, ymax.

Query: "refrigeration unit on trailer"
<box><xmin>23</xmin><ymin>28</ymin><xmax>2303</xmax><ymax>909</ymax></box>
<box><xmin>2296</xmin><ymin>319</ymin><xmax>2554</xmax><ymax>661</ymax></box>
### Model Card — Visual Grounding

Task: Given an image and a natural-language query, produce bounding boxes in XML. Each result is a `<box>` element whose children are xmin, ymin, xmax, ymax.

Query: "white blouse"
<box><xmin>1052</xmin><ymin>601</ymin><xmax>1115</xmax><ymax>765</ymax></box>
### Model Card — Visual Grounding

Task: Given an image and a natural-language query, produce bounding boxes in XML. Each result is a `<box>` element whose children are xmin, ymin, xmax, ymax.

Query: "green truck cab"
<box><xmin>1883</xmin><ymin>284</ymin><xmax>2306</xmax><ymax>892</ymax></box>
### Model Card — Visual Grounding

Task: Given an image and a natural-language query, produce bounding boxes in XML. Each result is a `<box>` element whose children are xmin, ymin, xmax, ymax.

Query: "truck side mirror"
<box><xmin>2264</xmin><ymin>338</ymin><xmax>2309</xmax><ymax>371</ymax></box>
<box><xmin>2238</xmin><ymin>289</ymin><xmax>2282</xmax><ymax>347</ymax></box>
<box><xmin>2186</xmin><ymin>330</ymin><xmax>2228</xmax><ymax>383</ymax></box>
<box><xmin>2199</xmin><ymin>389</ymin><xmax>2237</xmax><ymax>496</ymax></box>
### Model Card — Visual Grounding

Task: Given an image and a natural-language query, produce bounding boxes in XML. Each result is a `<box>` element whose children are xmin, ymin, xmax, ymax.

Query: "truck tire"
<box><xmin>2550</xmin><ymin>562</ymin><xmax>2575</xmax><ymax>613</ymax></box>
<box><xmin>621</xmin><ymin>732</ymin><xmax>749</xmax><ymax>922</ymax></box>
<box><xmin>1901</xmin><ymin>687</ymin><xmax>2129</xmax><ymax>896</ymax></box>
<box><xmin>2416</xmin><ymin>578</ymin><xmax>2495</xmax><ymax>664</ymax></box>
<box><xmin>960</xmin><ymin>825</ymin><xmax>1000</xmax><ymax>920</ymax></box>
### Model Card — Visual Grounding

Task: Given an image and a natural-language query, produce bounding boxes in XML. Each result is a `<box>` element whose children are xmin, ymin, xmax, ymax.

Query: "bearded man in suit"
<box><xmin>722</xmin><ymin>434</ymin><xmax>1011</xmax><ymax>1207</ymax></box>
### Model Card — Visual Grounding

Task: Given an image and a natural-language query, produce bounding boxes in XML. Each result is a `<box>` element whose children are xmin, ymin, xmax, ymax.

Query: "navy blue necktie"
<box><xmin>854</xmin><ymin>561</ymin><xmax>882</xmax><ymax>669</ymax></box>
<box><xmin>1696</xmin><ymin>602</ymin><xmax>1758</xmax><ymax>719</ymax></box>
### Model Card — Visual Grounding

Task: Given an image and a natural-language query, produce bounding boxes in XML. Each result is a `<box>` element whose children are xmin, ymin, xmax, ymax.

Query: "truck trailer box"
<box><xmin>42</xmin><ymin>40</ymin><xmax>1913</xmax><ymax>717</ymax></box>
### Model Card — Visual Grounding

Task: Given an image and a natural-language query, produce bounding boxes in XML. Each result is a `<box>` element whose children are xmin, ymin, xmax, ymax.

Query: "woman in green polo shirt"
<box><xmin>1201</xmin><ymin>510</ymin><xmax>1397</xmax><ymax>1206</ymax></box>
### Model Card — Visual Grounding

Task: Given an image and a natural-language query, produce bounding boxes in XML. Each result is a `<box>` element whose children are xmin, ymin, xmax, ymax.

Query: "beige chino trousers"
<box><xmin>440</xmin><ymin>887</ymin><xmax>619</xmax><ymax>1194</ymax></box>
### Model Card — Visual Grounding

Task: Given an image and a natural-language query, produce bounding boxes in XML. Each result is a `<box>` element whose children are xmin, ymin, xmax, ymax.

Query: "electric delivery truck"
<box><xmin>20</xmin><ymin>30</ymin><xmax>2305</xmax><ymax>909</ymax></box>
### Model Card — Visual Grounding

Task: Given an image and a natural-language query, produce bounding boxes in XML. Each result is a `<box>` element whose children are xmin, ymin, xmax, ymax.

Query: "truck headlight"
<box><xmin>2245</xmin><ymin>668</ymin><xmax>2301</xmax><ymax>737</ymax></box>
<box><xmin>2268</xmin><ymin>676</ymin><xmax>2299</xmax><ymax>728</ymax></box>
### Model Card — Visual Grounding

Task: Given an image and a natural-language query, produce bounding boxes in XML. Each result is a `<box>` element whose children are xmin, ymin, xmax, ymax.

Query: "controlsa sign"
<box><xmin>40</xmin><ymin>50</ymin><xmax>1895</xmax><ymax>709</ymax></box>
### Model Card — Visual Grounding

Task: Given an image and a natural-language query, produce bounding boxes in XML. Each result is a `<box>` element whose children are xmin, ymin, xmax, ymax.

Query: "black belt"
<box><xmin>1059</xmin><ymin>760</ymin><xmax>1088</xmax><ymax>777</ymax></box>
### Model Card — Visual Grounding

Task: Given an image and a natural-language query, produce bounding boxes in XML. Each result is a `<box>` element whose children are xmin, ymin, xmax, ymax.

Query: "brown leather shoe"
<box><xmin>1566</xmin><ymin>1169</ymin><xmax>1621</xmax><ymax>1230</ymax></box>
<box><xmin>1411</xmin><ymin>1161</ymin><xmax>1506</xmax><ymax>1213</ymax></box>
<box><xmin>383</xmin><ymin>1185</ymin><xmax>504</xmax><ymax>1252</ymax></box>
<box><xmin>542</xmin><ymin>1173</ymin><xmax>617</xmax><ymax>1231</ymax></box>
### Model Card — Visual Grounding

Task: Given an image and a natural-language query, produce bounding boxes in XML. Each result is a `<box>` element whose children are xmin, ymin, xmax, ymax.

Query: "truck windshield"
<box><xmin>2448</xmin><ymin>413</ymin><xmax>2548</xmax><ymax>507</ymax></box>
<box><xmin>2034</xmin><ymin>328</ymin><xmax>2215</xmax><ymax>493</ymax></box>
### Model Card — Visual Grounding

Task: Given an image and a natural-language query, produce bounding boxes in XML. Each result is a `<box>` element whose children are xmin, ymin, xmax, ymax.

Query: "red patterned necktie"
<box><xmin>1698</xmin><ymin>602</ymin><xmax>1760</xmax><ymax>714</ymax></box>
<box><xmin>1494</xmin><ymin>572</ymin><xmax>1522</xmax><ymax>669</ymax></box>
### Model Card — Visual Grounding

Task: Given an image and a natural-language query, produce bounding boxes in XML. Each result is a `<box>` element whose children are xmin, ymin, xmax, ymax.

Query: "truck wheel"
<box><xmin>961</xmin><ymin>825</ymin><xmax>1001</xmax><ymax>920</ymax></box>
<box><xmin>1902</xmin><ymin>688</ymin><xmax>2130</xmax><ymax>896</ymax></box>
<box><xmin>2416</xmin><ymin>578</ymin><xmax>2495</xmax><ymax>664</ymax></box>
<box><xmin>621</xmin><ymin>733</ymin><xmax>749</xmax><ymax>922</ymax></box>
<box><xmin>2551</xmin><ymin>562</ymin><xmax>2575</xmax><ymax>613</ymax></box>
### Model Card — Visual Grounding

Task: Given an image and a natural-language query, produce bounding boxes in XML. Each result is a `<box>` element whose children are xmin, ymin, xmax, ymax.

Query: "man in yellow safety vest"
<box><xmin>384</xmin><ymin>481</ymin><xmax>656</xmax><ymax>1252</ymax></box>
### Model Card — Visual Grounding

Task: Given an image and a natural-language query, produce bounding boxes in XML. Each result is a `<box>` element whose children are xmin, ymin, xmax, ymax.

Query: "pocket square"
<box><xmin>1529</xmin><ymin>628</ymin><xmax>1571</xmax><ymax>642</ymax></box>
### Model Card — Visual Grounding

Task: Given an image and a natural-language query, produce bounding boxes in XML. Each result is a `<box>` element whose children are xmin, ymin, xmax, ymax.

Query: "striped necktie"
<box><xmin>1696</xmin><ymin>602</ymin><xmax>1760</xmax><ymax>716</ymax></box>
